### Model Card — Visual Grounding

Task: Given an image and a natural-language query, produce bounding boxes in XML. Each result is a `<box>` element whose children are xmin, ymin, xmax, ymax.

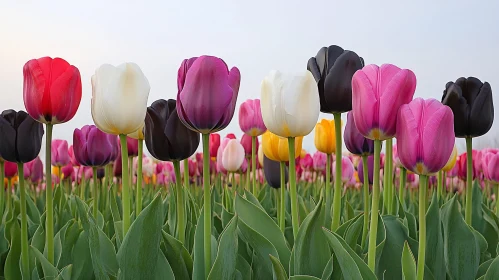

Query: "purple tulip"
<box><xmin>358</xmin><ymin>155</ymin><xmax>374</xmax><ymax>185</ymax></box>
<box><xmin>176</xmin><ymin>56</ymin><xmax>241</xmax><ymax>134</ymax></box>
<box><xmin>344</xmin><ymin>111</ymin><xmax>375</xmax><ymax>156</ymax></box>
<box><xmin>73</xmin><ymin>125</ymin><xmax>118</xmax><ymax>167</ymax></box>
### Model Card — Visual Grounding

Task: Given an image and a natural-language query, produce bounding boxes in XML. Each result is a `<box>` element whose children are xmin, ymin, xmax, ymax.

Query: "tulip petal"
<box><xmin>469</xmin><ymin>82</ymin><xmax>494</xmax><ymax>137</ymax></box>
<box><xmin>352</xmin><ymin>66</ymin><xmax>378</xmax><ymax>138</ymax></box>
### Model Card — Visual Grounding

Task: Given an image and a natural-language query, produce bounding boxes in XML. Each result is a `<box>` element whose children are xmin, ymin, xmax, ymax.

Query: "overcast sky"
<box><xmin>1</xmin><ymin>0</ymin><xmax>498</xmax><ymax>160</ymax></box>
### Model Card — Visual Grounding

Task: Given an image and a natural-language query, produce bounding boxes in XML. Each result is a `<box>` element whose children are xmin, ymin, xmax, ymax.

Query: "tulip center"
<box><xmin>415</xmin><ymin>162</ymin><xmax>427</xmax><ymax>175</ymax></box>
<box><xmin>370</xmin><ymin>129</ymin><xmax>382</xmax><ymax>140</ymax></box>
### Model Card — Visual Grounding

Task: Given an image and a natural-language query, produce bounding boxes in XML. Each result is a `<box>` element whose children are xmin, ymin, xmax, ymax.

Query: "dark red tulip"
<box><xmin>241</xmin><ymin>134</ymin><xmax>258</xmax><ymax>156</ymax></box>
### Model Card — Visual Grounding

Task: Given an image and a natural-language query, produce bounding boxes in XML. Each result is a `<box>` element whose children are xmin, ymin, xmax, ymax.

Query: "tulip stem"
<box><xmin>386</xmin><ymin>138</ymin><xmax>393</xmax><ymax>215</ymax></box>
<box><xmin>368</xmin><ymin>139</ymin><xmax>382</xmax><ymax>271</ymax></box>
<box><xmin>325</xmin><ymin>153</ymin><xmax>332</xmax><ymax>227</ymax></box>
<box><xmin>184</xmin><ymin>159</ymin><xmax>189</xmax><ymax>189</ymax></box>
<box><xmin>361</xmin><ymin>155</ymin><xmax>370</xmax><ymax>249</ymax></box>
<box><xmin>288</xmin><ymin>137</ymin><xmax>299</xmax><ymax>238</ymax></box>
<box><xmin>136</xmin><ymin>140</ymin><xmax>143</xmax><ymax>215</ymax></box>
<box><xmin>45</xmin><ymin>123</ymin><xmax>55</xmax><ymax>265</ymax></box>
<box><xmin>252</xmin><ymin>136</ymin><xmax>257</xmax><ymax>195</ymax></box>
<box><xmin>442</xmin><ymin>171</ymin><xmax>447</xmax><ymax>197</ymax></box>
<box><xmin>202</xmin><ymin>134</ymin><xmax>212</xmax><ymax>278</ymax></box>
<box><xmin>399</xmin><ymin>168</ymin><xmax>407</xmax><ymax>209</ymax></box>
<box><xmin>417</xmin><ymin>175</ymin><xmax>428</xmax><ymax>280</ymax></box>
<box><xmin>173</xmin><ymin>161</ymin><xmax>185</xmax><ymax>244</ymax></box>
<box><xmin>0</xmin><ymin>161</ymin><xmax>4</xmax><ymax>218</ymax></box>
<box><xmin>331</xmin><ymin>112</ymin><xmax>342</xmax><ymax>231</ymax></box>
<box><xmin>92</xmin><ymin>167</ymin><xmax>98</xmax><ymax>220</ymax></box>
<box><xmin>279</xmin><ymin>162</ymin><xmax>286</xmax><ymax>233</ymax></box>
<box><xmin>119</xmin><ymin>135</ymin><xmax>131</xmax><ymax>235</ymax></box>
<box><xmin>465</xmin><ymin>137</ymin><xmax>473</xmax><ymax>225</ymax></box>
<box><xmin>495</xmin><ymin>183</ymin><xmax>499</xmax><ymax>217</ymax></box>
<box><xmin>17</xmin><ymin>163</ymin><xmax>29</xmax><ymax>278</ymax></box>
<box><xmin>437</xmin><ymin>171</ymin><xmax>443</xmax><ymax>201</ymax></box>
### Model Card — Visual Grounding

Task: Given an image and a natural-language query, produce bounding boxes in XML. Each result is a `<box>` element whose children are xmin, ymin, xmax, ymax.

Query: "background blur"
<box><xmin>1</xmin><ymin>0</ymin><xmax>498</xmax><ymax>158</ymax></box>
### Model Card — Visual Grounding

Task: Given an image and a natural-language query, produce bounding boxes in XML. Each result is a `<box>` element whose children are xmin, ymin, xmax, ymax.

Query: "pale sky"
<box><xmin>1</xmin><ymin>0</ymin><xmax>498</xmax><ymax>160</ymax></box>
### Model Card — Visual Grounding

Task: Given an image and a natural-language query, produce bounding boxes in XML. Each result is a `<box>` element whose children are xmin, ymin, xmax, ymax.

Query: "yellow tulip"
<box><xmin>314</xmin><ymin>119</ymin><xmax>342</xmax><ymax>154</ymax></box>
<box><xmin>52</xmin><ymin>166</ymin><xmax>61</xmax><ymax>178</ymax></box>
<box><xmin>442</xmin><ymin>145</ymin><xmax>458</xmax><ymax>172</ymax></box>
<box><xmin>262</xmin><ymin>131</ymin><xmax>303</xmax><ymax>162</ymax></box>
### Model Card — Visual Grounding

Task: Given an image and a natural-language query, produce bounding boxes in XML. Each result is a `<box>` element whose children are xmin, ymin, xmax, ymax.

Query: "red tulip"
<box><xmin>240</xmin><ymin>134</ymin><xmax>258</xmax><ymax>156</ymax></box>
<box><xmin>4</xmin><ymin>161</ymin><xmax>18</xmax><ymax>178</ymax></box>
<box><xmin>209</xmin><ymin>134</ymin><xmax>220</xmax><ymax>158</ymax></box>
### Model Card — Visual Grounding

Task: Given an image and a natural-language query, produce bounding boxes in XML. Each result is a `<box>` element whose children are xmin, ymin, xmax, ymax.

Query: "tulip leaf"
<box><xmin>58</xmin><ymin>264</ymin><xmax>73</xmax><ymax>280</ymax></box>
<box><xmin>481</xmin><ymin>205</ymin><xmax>499</xmax><ymax>258</ymax></box>
<box><xmin>485</xmin><ymin>255</ymin><xmax>499</xmax><ymax>280</ymax></box>
<box><xmin>4</xmin><ymin>219</ymin><xmax>22</xmax><ymax>280</ymax></box>
<box><xmin>192</xmin><ymin>206</ymin><xmax>218</xmax><ymax>280</ymax></box>
<box><xmin>30</xmin><ymin>245</ymin><xmax>58</xmax><ymax>279</ymax></box>
<box><xmin>344</xmin><ymin>214</ymin><xmax>364</xmax><ymax>250</ymax></box>
<box><xmin>235</xmin><ymin>194</ymin><xmax>291</xmax><ymax>271</ymax></box>
<box><xmin>161</xmin><ymin>231</ymin><xmax>193</xmax><ymax>280</ymax></box>
<box><xmin>117</xmin><ymin>194</ymin><xmax>164</xmax><ymax>280</ymax></box>
<box><xmin>26</xmin><ymin>191</ymin><xmax>41</xmax><ymax>225</ymax></box>
<box><xmin>291</xmin><ymin>196</ymin><xmax>331</xmax><ymax>277</ymax></box>
<box><xmin>322</xmin><ymin>228</ymin><xmax>377</xmax><ymax>280</ymax></box>
<box><xmin>244</xmin><ymin>190</ymin><xmax>266</xmax><ymax>212</ymax></box>
<box><xmin>236</xmin><ymin>254</ymin><xmax>252</xmax><ymax>280</ymax></box>
<box><xmin>401</xmin><ymin>241</ymin><xmax>416</xmax><ymax>280</ymax></box>
<box><xmin>289</xmin><ymin>276</ymin><xmax>321</xmax><ymax>280</ymax></box>
<box><xmin>155</xmin><ymin>250</ymin><xmax>175</xmax><ymax>280</ymax></box>
<box><xmin>424</xmin><ymin>193</ymin><xmax>445</xmax><ymax>280</ymax></box>
<box><xmin>208</xmin><ymin>215</ymin><xmax>238</xmax><ymax>280</ymax></box>
<box><xmin>71</xmin><ymin>231</ymin><xmax>93</xmax><ymax>280</ymax></box>
<box><xmin>270</xmin><ymin>254</ymin><xmax>288</xmax><ymax>280</ymax></box>
<box><xmin>472</xmin><ymin>181</ymin><xmax>485</xmax><ymax>233</ymax></box>
<box><xmin>441</xmin><ymin>195</ymin><xmax>480</xmax><ymax>280</ymax></box>
<box><xmin>477</xmin><ymin>259</ymin><xmax>494</xmax><ymax>279</ymax></box>
<box><xmin>321</xmin><ymin>255</ymin><xmax>334</xmax><ymax>280</ymax></box>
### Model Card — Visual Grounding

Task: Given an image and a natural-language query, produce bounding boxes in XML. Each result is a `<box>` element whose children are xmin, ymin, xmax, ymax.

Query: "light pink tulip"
<box><xmin>222</xmin><ymin>139</ymin><xmax>245</xmax><ymax>172</ymax></box>
<box><xmin>239</xmin><ymin>99</ymin><xmax>267</xmax><ymax>137</ymax></box>
<box><xmin>332</xmin><ymin>156</ymin><xmax>355</xmax><ymax>183</ymax></box>
<box><xmin>312</xmin><ymin>151</ymin><xmax>327</xmax><ymax>172</ymax></box>
<box><xmin>52</xmin><ymin>139</ymin><xmax>70</xmax><ymax>167</ymax></box>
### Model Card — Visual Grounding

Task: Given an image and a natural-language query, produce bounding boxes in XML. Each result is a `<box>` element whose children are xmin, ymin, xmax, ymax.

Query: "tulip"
<box><xmin>91</xmin><ymin>62</ymin><xmax>150</xmax><ymax>235</ymax></box>
<box><xmin>396</xmin><ymin>98</ymin><xmax>454</xmax><ymax>280</ymax></box>
<box><xmin>240</xmin><ymin>158</ymin><xmax>248</xmax><ymax>173</ymax></box>
<box><xmin>68</xmin><ymin>145</ymin><xmax>79</xmax><ymax>166</ymax></box>
<box><xmin>344</xmin><ymin>111</ymin><xmax>375</xmax><ymax>156</ymax></box>
<box><xmin>222</xmin><ymin>139</ymin><xmax>245</xmax><ymax>172</ymax></box>
<box><xmin>300</xmin><ymin>154</ymin><xmax>313</xmax><ymax>171</ymax></box>
<box><xmin>180</xmin><ymin>158</ymin><xmax>198</xmax><ymax>178</ymax></box>
<box><xmin>264</xmin><ymin>154</ymin><xmax>289</xmax><ymax>232</ymax></box>
<box><xmin>482</xmin><ymin>149</ymin><xmax>499</xmax><ymax>181</ymax></box>
<box><xmin>126</xmin><ymin>137</ymin><xmax>139</xmax><ymax>157</ymax></box>
<box><xmin>4</xmin><ymin>161</ymin><xmax>18</xmax><ymax>178</ymax></box>
<box><xmin>0</xmin><ymin>109</ymin><xmax>44</xmax><ymax>275</ymax></box>
<box><xmin>358</xmin><ymin>155</ymin><xmax>374</xmax><ymax>185</ymax></box>
<box><xmin>209</xmin><ymin>133</ymin><xmax>221</xmax><ymax>159</ymax></box>
<box><xmin>307</xmin><ymin>45</ymin><xmax>364</xmax><ymax>113</ymax></box>
<box><xmin>483</xmin><ymin>151</ymin><xmax>499</xmax><ymax>216</ymax></box>
<box><xmin>262</xmin><ymin>131</ymin><xmax>303</xmax><ymax>162</ymax></box>
<box><xmin>332</xmin><ymin>156</ymin><xmax>354</xmax><ymax>183</ymax></box>
<box><xmin>73</xmin><ymin>125</ymin><xmax>118</xmax><ymax>167</ymax></box>
<box><xmin>440</xmin><ymin>145</ymin><xmax>458</xmax><ymax>198</ymax></box>
<box><xmin>50</xmin><ymin>139</ymin><xmax>70</xmax><ymax>167</ymax></box>
<box><xmin>24</xmin><ymin>157</ymin><xmax>43</xmax><ymax>183</ymax></box>
<box><xmin>216</xmin><ymin>137</ymin><xmax>232</xmax><ymax>174</ymax></box>
<box><xmin>176</xmin><ymin>56</ymin><xmax>240</xmax><ymax>272</ymax></box>
<box><xmin>312</xmin><ymin>151</ymin><xmax>327</xmax><ymax>172</ymax></box>
<box><xmin>257</xmin><ymin>144</ymin><xmax>264</xmax><ymax>167</ymax></box>
<box><xmin>61</xmin><ymin>164</ymin><xmax>74</xmax><ymax>180</ymax></box>
<box><xmin>239</xmin><ymin>99</ymin><xmax>267</xmax><ymax>136</ymax></box>
<box><xmin>241</xmin><ymin>134</ymin><xmax>258</xmax><ymax>156</ymax></box>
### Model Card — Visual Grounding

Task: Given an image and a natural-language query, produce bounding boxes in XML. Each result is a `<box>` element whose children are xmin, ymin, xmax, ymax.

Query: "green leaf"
<box><xmin>291</xmin><ymin>196</ymin><xmax>331</xmax><ymax>277</ymax></box>
<box><xmin>425</xmin><ymin>192</ymin><xmax>445</xmax><ymax>280</ymax></box>
<box><xmin>322</xmin><ymin>228</ymin><xmax>377</xmax><ymax>280</ymax></box>
<box><xmin>208</xmin><ymin>215</ymin><xmax>238</xmax><ymax>280</ymax></box>
<box><xmin>71</xmin><ymin>231</ymin><xmax>93</xmax><ymax>280</ymax></box>
<box><xmin>26</xmin><ymin>191</ymin><xmax>41</xmax><ymax>225</ymax></box>
<box><xmin>192</xmin><ymin>205</ymin><xmax>218</xmax><ymax>280</ymax></box>
<box><xmin>270</xmin><ymin>254</ymin><xmax>288</xmax><ymax>280</ymax></box>
<box><xmin>320</xmin><ymin>255</ymin><xmax>334</xmax><ymax>280</ymax></box>
<box><xmin>289</xmin><ymin>275</ymin><xmax>321</xmax><ymax>280</ymax></box>
<box><xmin>58</xmin><ymin>264</ymin><xmax>73</xmax><ymax>280</ymax></box>
<box><xmin>30</xmin><ymin>245</ymin><xmax>58</xmax><ymax>279</ymax></box>
<box><xmin>401</xmin><ymin>241</ymin><xmax>416</xmax><ymax>280</ymax></box>
<box><xmin>472</xmin><ymin>181</ymin><xmax>485</xmax><ymax>233</ymax></box>
<box><xmin>117</xmin><ymin>195</ymin><xmax>164</xmax><ymax>280</ymax></box>
<box><xmin>4</xmin><ymin>220</ymin><xmax>22</xmax><ymax>280</ymax></box>
<box><xmin>477</xmin><ymin>259</ymin><xmax>494</xmax><ymax>279</ymax></box>
<box><xmin>235</xmin><ymin>194</ymin><xmax>291</xmax><ymax>271</ymax></box>
<box><xmin>162</xmin><ymin>232</ymin><xmax>193</xmax><ymax>280</ymax></box>
<box><xmin>485</xmin><ymin>255</ymin><xmax>499</xmax><ymax>279</ymax></box>
<box><xmin>154</xmin><ymin>250</ymin><xmax>175</xmax><ymax>280</ymax></box>
<box><xmin>441</xmin><ymin>195</ymin><xmax>480</xmax><ymax>280</ymax></box>
<box><xmin>244</xmin><ymin>190</ymin><xmax>266</xmax><ymax>212</ymax></box>
<box><xmin>482</xmin><ymin>205</ymin><xmax>499</xmax><ymax>258</ymax></box>
<box><xmin>236</xmin><ymin>255</ymin><xmax>252</xmax><ymax>280</ymax></box>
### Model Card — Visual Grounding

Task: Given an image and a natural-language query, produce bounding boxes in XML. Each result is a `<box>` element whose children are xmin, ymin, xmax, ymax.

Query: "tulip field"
<box><xmin>0</xmin><ymin>47</ymin><xmax>497</xmax><ymax>280</ymax></box>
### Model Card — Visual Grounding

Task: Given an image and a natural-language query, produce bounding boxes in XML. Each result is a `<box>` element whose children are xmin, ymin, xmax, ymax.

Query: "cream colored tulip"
<box><xmin>91</xmin><ymin>63</ymin><xmax>150</xmax><ymax>135</ymax></box>
<box><xmin>222</xmin><ymin>139</ymin><xmax>245</xmax><ymax>172</ymax></box>
<box><xmin>128</xmin><ymin>123</ymin><xmax>145</xmax><ymax>140</ymax></box>
<box><xmin>258</xmin><ymin>144</ymin><xmax>264</xmax><ymax>167</ymax></box>
<box><xmin>260</xmin><ymin>70</ymin><xmax>320</xmax><ymax>138</ymax></box>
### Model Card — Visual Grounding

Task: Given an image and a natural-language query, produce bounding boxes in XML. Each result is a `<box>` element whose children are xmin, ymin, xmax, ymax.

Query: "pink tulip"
<box><xmin>396</xmin><ymin>98</ymin><xmax>454</xmax><ymax>175</ymax></box>
<box><xmin>332</xmin><ymin>156</ymin><xmax>355</xmax><ymax>183</ymax></box>
<box><xmin>222</xmin><ymin>139</ymin><xmax>245</xmax><ymax>172</ymax></box>
<box><xmin>216</xmin><ymin>137</ymin><xmax>232</xmax><ymax>174</ymax></box>
<box><xmin>482</xmin><ymin>150</ymin><xmax>499</xmax><ymax>182</ymax></box>
<box><xmin>68</xmin><ymin>145</ymin><xmax>79</xmax><ymax>166</ymax></box>
<box><xmin>300</xmin><ymin>154</ymin><xmax>314</xmax><ymax>170</ymax></box>
<box><xmin>352</xmin><ymin>64</ymin><xmax>416</xmax><ymax>140</ymax></box>
<box><xmin>127</xmin><ymin>137</ymin><xmax>139</xmax><ymax>157</ymax></box>
<box><xmin>180</xmin><ymin>158</ymin><xmax>198</xmax><ymax>177</ymax></box>
<box><xmin>24</xmin><ymin>157</ymin><xmax>43</xmax><ymax>183</ymax></box>
<box><xmin>240</xmin><ymin>158</ymin><xmax>248</xmax><ymax>173</ymax></box>
<box><xmin>312</xmin><ymin>151</ymin><xmax>327</xmax><ymax>172</ymax></box>
<box><xmin>51</xmin><ymin>139</ymin><xmax>70</xmax><ymax>167</ymax></box>
<box><xmin>4</xmin><ymin>161</ymin><xmax>18</xmax><ymax>178</ymax></box>
<box><xmin>240</xmin><ymin>134</ymin><xmax>258</xmax><ymax>156</ymax></box>
<box><xmin>61</xmin><ymin>164</ymin><xmax>74</xmax><ymax>180</ymax></box>
<box><xmin>458</xmin><ymin>151</ymin><xmax>478</xmax><ymax>180</ymax></box>
<box><xmin>239</xmin><ymin>99</ymin><xmax>267</xmax><ymax>137</ymax></box>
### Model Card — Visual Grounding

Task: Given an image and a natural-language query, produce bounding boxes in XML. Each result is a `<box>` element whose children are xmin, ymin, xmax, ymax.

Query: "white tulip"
<box><xmin>260</xmin><ymin>70</ymin><xmax>320</xmax><ymax>138</ymax></box>
<box><xmin>222</xmin><ymin>139</ymin><xmax>245</xmax><ymax>172</ymax></box>
<box><xmin>91</xmin><ymin>63</ymin><xmax>150</xmax><ymax>135</ymax></box>
<box><xmin>128</xmin><ymin>123</ymin><xmax>145</xmax><ymax>140</ymax></box>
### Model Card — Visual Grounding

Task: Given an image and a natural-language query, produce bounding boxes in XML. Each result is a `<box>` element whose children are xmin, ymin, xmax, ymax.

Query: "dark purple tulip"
<box><xmin>97</xmin><ymin>168</ymin><xmax>105</xmax><ymax>179</ymax></box>
<box><xmin>24</xmin><ymin>157</ymin><xmax>43</xmax><ymax>183</ymax></box>
<box><xmin>73</xmin><ymin>125</ymin><xmax>118</xmax><ymax>167</ymax></box>
<box><xmin>344</xmin><ymin>111</ymin><xmax>375</xmax><ymax>156</ymax></box>
<box><xmin>145</xmin><ymin>99</ymin><xmax>200</xmax><ymax>161</ymax></box>
<box><xmin>358</xmin><ymin>155</ymin><xmax>374</xmax><ymax>185</ymax></box>
<box><xmin>264</xmin><ymin>155</ymin><xmax>288</xmax><ymax>189</ymax></box>
<box><xmin>176</xmin><ymin>56</ymin><xmax>241</xmax><ymax>134</ymax></box>
<box><xmin>0</xmin><ymin>110</ymin><xmax>44</xmax><ymax>163</ymax></box>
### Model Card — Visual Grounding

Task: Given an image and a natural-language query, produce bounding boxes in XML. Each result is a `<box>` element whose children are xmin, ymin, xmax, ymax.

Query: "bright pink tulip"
<box><xmin>4</xmin><ymin>161</ymin><xmax>18</xmax><ymax>178</ymax></box>
<box><xmin>396</xmin><ymin>98</ymin><xmax>455</xmax><ymax>175</ymax></box>
<box><xmin>332</xmin><ymin>156</ymin><xmax>354</xmax><ymax>183</ymax></box>
<box><xmin>24</xmin><ymin>157</ymin><xmax>43</xmax><ymax>183</ymax></box>
<box><xmin>68</xmin><ymin>145</ymin><xmax>79</xmax><ymax>166</ymax></box>
<box><xmin>482</xmin><ymin>149</ymin><xmax>499</xmax><ymax>182</ymax></box>
<box><xmin>312</xmin><ymin>151</ymin><xmax>327</xmax><ymax>171</ymax></box>
<box><xmin>458</xmin><ymin>151</ymin><xmax>478</xmax><ymax>180</ymax></box>
<box><xmin>180</xmin><ymin>158</ymin><xmax>198</xmax><ymax>178</ymax></box>
<box><xmin>127</xmin><ymin>137</ymin><xmax>139</xmax><ymax>157</ymax></box>
<box><xmin>239</xmin><ymin>99</ymin><xmax>267</xmax><ymax>137</ymax></box>
<box><xmin>447</xmin><ymin>158</ymin><xmax>459</xmax><ymax>177</ymax></box>
<box><xmin>300</xmin><ymin>154</ymin><xmax>313</xmax><ymax>170</ymax></box>
<box><xmin>226</xmin><ymin>133</ymin><xmax>236</xmax><ymax>140</ymax></box>
<box><xmin>240</xmin><ymin>134</ymin><xmax>259</xmax><ymax>156</ymax></box>
<box><xmin>352</xmin><ymin>64</ymin><xmax>416</xmax><ymax>140</ymax></box>
<box><xmin>222</xmin><ymin>139</ymin><xmax>245</xmax><ymax>172</ymax></box>
<box><xmin>240</xmin><ymin>158</ymin><xmax>248</xmax><ymax>173</ymax></box>
<box><xmin>61</xmin><ymin>164</ymin><xmax>74</xmax><ymax>180</ymax></box>
<box><xmin>51</xmin><ymin>139</ymin><xmax>70</xmax><ymax>167</ymax></box>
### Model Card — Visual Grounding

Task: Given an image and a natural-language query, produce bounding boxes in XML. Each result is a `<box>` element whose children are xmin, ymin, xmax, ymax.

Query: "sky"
<box><xmin>1</xmin><ymin>0</ymin><xmax>498</xmax><ymax>160</ymax></box>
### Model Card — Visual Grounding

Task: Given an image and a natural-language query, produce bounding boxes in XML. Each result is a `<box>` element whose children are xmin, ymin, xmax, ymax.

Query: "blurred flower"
<box><xmin>239</xmin><ymin>99</ymin><xmax>267</xmax><ymax>136</ymax></box>
<box><xmin>51</xmin><ymin>139</ymin><xmax>70</xmax><ymax>167</ymax></box>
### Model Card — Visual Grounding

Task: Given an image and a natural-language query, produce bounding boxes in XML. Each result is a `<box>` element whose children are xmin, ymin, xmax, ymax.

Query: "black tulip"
<box><xmin>145</xmin><ymin>99</ymin><xmax>200</xmax><ymax>161</ymax></box>
<box><xmin>0</xmin><ymin>110</ymin><xmax>44</xmax><ymax>163</ymax></box>
<box><xmin>264</xmin><ymin>155</ymin><xmax>288</xmax><ymax>189</ymax></box>
<box><xmin>307</xmin><ymin>45</ymin><xmax>364</xmax><ymax>113</ymax></box>
<box><xmin>442</xmin><ymin>77</ymin><xmax>494</xmax><ymax>138</ymax></box>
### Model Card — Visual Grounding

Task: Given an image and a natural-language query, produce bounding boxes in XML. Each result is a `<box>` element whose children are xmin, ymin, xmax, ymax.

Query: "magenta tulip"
<box><xmin>482</xmin><ymin>149</ymin><xmax>499</xmax><ymax>181</ymax></box>
<box><xmin>24</xmin><ymin>157</ymin><xmax>43</xmax><ymax>183</ymax></box>
<box><xmin>68</xmin><ymin>145</ymin><xmax>79</xmax><ymax>166</ymax></box>
<box><xmin>126</xmin><ymin>136</ymin><xmax>139</xmax><ymax>157</ymax></box>
<box><xmin>239</xmin><ymin>99</ymin><xmax>267</xmax><ymax>137</ymax></box>
<box><xmin>358</xmin><ymin>155</ymin><xmax>374</xmax><ymax>184</ymax></box>
<box><xmin>397</xmin><ymin>98</ymin><xmax>455</xmax><ymax>175</ymax></box>
<box><xmin>332</xmin><ymin>156</ymin><xmax>355</xmax><ymax>183</ymax></box>
<box><xmin>51</xmin><ymin>139</ymin><xmax>70</xmax><ymax>167</ymax></box>
<box><xmin>4</xmin><ymin>161</ymin><xmax>18</xmax><ymax>178</ymax></box>
<box><xmin>61</xmin><ymin>164</ymin><xmax>74</xmax><ymax>180</ymax></box>
<box><xmin>73</xmin><ymin>125</ymin><xmax>119</xmax><ymax>167</ymax></box>
<box><xmin>300</xmin><ymin>154</ymin><xmax>314</xmax><ymax>170</ymax></box>
<box><xmin>352</xmin><ymin>64</ymin><xmax>417</xmax><ymax>140</ymax></box>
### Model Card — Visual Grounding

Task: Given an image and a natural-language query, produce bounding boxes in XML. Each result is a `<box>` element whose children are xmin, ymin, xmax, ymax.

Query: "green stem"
<box><xmin>136</xmin><ymin>139</ymin><xmax>143</xmax><ymax>215</ymax></box>
<box><xmin>251</xmin><ymin>136</ymin><xmax>256</xmax><ymax>195</ymax></box>
<box><xmin>18</xmin><ymin>163</ymin><xmax>30</xmax><ymax>278</ymax></box>
<box><xmin>417</xmin><ymin>175</ymin><xmax>428</xmax><ymax>280</ymax></box>
<box><xmin>202</xmin><ymin>134</ymin><xmax>212</xmax><ymax>278</ymax></box>
<box><xmin>368</xmin><ymin>139</ymin><xmax>382</xmax><ymax>271</ymax></box>
<box><xmin>437</xmin><ymin>170</ymin><xmax>443</xmax><ymax>201</ymax></box>
<box><xmin>361</xmin><ymin>155</ymin><xmax>369</xmax><ymax>248</ymax></box>
<box><xmin>173</xmin><ymin>161</ymin><xmax>185</xmax><ymax>244</ymax></box>
<box><xmin>495</xmin><ymin>183</ymin><xmax>499</xmax><ymax>217</ymax></box>
<box><xmin>288</xmin><ymin>137</ymin><xmax>299</xmax><ymax>238</ymax></box>
<box><xmin>184</xmin><ymin>159</ymin><xmax>189</xmax><ymax>189</ymax></box>
<box><xmin>386</xmin><ymin>138</ymin><xmax>393</xmax><ymax>214</ymax></box>
<box><xmin>0</xmin><ymin>161</ymin><xmax>4</xmax><ymax>218</ymax></box>
<box><xmin>399</xmin><ymin>168</ymin><xmax>407</xmax><ymax>209</ymax></box>
<box><xmin>279</xmin><ymin>162</ymin><xmax>286</xmax><ymax>233</ymax></box>
<box><xmin>332</xmin><ymin>112</ymin><xmax>343</xmax><ymax>231</ymax></box>
<box><xmin>119</xmin><ymin>134</ymin><xmax>131</xmax><ymax>235</ymax></box>
<box><xmin>465</xmin><ymin>137</ymin><xmax>473</xmax><ymax>225</ymax></box>
<box><xmin>92</xmin><ymin>166</ymin><xmax>98</xmax><ymax>220</ymax></box>
<box><xmin>45</xmin><ymin>123</ymin><xmax>54</xmax><ymax>265</ymax></box>
<box><xmin>325</xmin><ymin>153</ymin><xmax>332</xmax><ymax>227</ymax></box>
<box><xmin>442</xmin><ymin>171</ymin><xmax>447</xmax><ymax>197</ymax></box>
<box><xmin>6</xmin><ymin>179</ymin><xmax>11</xmax><ymax>212</ymax></box>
